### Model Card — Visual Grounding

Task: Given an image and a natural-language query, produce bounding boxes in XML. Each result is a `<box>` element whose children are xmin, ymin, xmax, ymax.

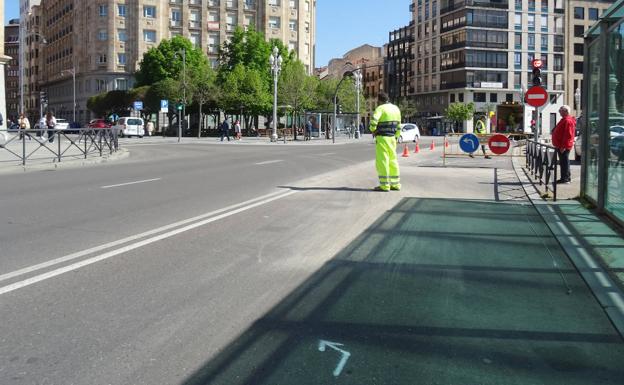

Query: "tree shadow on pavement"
<box><xmin>182</xmin><ymin>198</ymin><xmax>624</xmax><ymax>385</ymax></box>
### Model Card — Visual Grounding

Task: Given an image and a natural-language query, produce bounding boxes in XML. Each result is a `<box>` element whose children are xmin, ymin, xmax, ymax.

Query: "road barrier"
<box><xmin>442</xmin><ymin>133</ymin><xmax>530</xmax><ymax>166</ymax></box>
<box><xmin>0</xmin><ymin>127</ymin><xmax>119</xmax><ymax>166</ymax></box>
<box><xmin>525</xmin><ymin>139</ymin><xmax>559</xmax><ymax>201</ymax></box>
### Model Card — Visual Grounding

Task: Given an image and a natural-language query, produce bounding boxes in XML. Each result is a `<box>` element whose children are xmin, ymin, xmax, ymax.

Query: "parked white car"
<box><xmin>55</xmin><ymin>118</ymin><xmax>69</xmax><ymax>131</ymax></box>
<box><xmin>398</xmin><ymin>123</ymin><xmax>421</xmax><ymax>143</ymax></box>
<box><xmin>114</xmin><ymin>117</ymin><xmax>144</xmax><ymax>138</ymax></box>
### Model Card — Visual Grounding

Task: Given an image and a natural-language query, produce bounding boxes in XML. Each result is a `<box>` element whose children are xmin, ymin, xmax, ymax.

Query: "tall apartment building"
<box><xmin>25</xmin><ymin>0</ymin><xmax>316</xmax><ymax>123</ymax></box>
<box><xmin>565</xmin><ymin>1</ymin><xmax>614</xmax><ymax>116</ymax></box>
<box><xmin>19</xmin><ymin>0</ymin><xmax>42</xmax><ymax>120</ymax></box>
<box><xmin>413</xmin><ymin>0</ymin><xmax>572</xmax><ymax>134</ymax></box>
<box><xmin>5</xmin><ymin>20</ymin><xmax>20</xmax><ymax>120</ymax></box>
<box><xmin>387</xmin><ymin>23</ymin><xmax>415</xmax><ymax>102</ymax></box>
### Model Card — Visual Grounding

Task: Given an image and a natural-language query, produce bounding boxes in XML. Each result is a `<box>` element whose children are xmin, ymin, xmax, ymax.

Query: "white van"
<box><xmin>115</xmin><ymin>117</ymin><xmax>144</xmax><ymax>137</ymax></box>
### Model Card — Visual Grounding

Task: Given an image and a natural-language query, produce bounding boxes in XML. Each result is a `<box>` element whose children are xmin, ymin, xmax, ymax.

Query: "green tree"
<box><xmin>86</xmin><ymin>90</ymin><xmax>132</xmax><ymax>117</ymax></box>
<box><xmin>135</xmin><ymin>36</ymin><xmax>209</xmax><ymax>86</ymax></box>
<box><xmin>445</xmin><ymin>102</ymin><xmax>475</xmax><ymax>132</ymax></box>
<box><xmin>188</xmin><ymin>64</ymin><xmax>218</xmax><ymax>137</ymax></box>
<box><xmin>398</xmin><ymin>97</ymin><xmax>418</xmax><ymax>122</ymax></box>
<box><xmin>220</xmin><ymin>64</ymin><xmax>271</xmax><ymax>130</ymax></box>
<box><xmin>144</xmin><ymin>78</ymin><xmax>182</xmax><ymax>133</ymax></box>
<box><xmin>278</xmin><ymin>60</ymin><xmax>317</xmax><ymax>139</ymax></box>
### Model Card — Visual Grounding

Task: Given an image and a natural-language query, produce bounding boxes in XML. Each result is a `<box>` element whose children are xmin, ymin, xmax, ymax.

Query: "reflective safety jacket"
<box><xmin>475</xmin><ymin>119</ymin><xmax>486</xmax><ymax>134</ymax></box>
<box><xmin>370</xmin><ymin>103</ymin><xmax>402</xmax><ymax>138</ymax></box>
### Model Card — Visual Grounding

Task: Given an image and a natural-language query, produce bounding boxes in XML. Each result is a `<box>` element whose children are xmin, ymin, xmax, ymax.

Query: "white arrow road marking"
<box><xmin>318</xmin><ymin>340</ymin><xmax>351</xmax><ymax>377</ymax></box>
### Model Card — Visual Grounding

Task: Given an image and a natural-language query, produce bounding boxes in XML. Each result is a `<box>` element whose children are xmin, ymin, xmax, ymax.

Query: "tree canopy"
<box><xmin>135</xmin><ymin>36</ymin><xmax>209</xmax><ymax>86</ymax></box>
<box><xmin>445</xmin><ymin>102</ymin><xmax>475</xmax><ymax>123</ymax></box>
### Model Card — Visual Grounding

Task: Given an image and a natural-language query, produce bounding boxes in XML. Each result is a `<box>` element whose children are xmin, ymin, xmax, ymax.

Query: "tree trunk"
<box><xmin>198</xmin><ymin>102</ymin><xmax>202</xmax><ymax>139</ymax></box>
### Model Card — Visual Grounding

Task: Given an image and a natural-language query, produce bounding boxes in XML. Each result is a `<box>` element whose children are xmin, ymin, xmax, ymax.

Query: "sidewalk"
<box><xmin>180</xmin><ymin>154</ymin><xmax>624</xmax><ymax>385</ymax></box>
<box><xmin>0</xmin><ymin>132</ymin><xmax>127</xmax><ymax>173</ymax></box>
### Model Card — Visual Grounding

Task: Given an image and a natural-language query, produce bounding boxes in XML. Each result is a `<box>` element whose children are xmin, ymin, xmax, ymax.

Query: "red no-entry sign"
<box><xmin>525</xmin><ymin>86</ymin><xmax>548</xmax><ymax>108</ymax></box>
<box><xmin>488</xmin><ymin>134</ymin><xmax>511</xmax><ymax>155</ymax></box>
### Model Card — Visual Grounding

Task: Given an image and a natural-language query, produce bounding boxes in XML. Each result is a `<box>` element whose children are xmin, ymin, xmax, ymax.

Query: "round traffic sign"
<box><xmin>459</xmin><ymin>133</ymin><xmax>480</xmax><ymax>153</ymax></box>
<box><xmin>488</xmin><ymin>134</ymin><xmax>511</xmax><ymax>155</ymax></box>
<box><xmin>525</xmin><ymin>86</ymin><xmax>548</xmax><ymax>108</ymax></box>
<box><xmin>532</xmin><ymin>58</ymin><xmax>543</xmax><ymax>68</ymax></box>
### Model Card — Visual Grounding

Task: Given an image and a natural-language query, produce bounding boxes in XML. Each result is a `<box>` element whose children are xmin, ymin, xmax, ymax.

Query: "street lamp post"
<box><xmin>269</xmin><ymin>46</ymin><xmax>282</xmax><ymax>142</ymax></box>
<box><xmin>174</xmin><ymin>49</ymin><xmax>186</xmax><ymax>143</ymax></box>
<box><xmin>61</xmin><ymin>67</ymin><xmax>76</xmax><ymax>124</ymax></box>
<box><xmin>353</xmin><ymin>69</ymin><xmax>362</xmax><ymax>139</ymax></box>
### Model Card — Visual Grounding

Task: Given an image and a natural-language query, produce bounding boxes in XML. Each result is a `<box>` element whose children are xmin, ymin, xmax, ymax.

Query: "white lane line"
<box><xmin>101</xmin><ymin>178</ymin><xmax>162</xmax><ymax>189</ymax></box>
<box><xmin>0</xmin><ymin>190</ymin><xmax>297</xmax><ymax>295</ymax></box>
<box><xmin>255</xmin><ymin>160</ymin><xmax>283</xmax><ymax>165</ymax></box>
<box><xmin>0</xmin><ymin>190</ymin><xmax>293</xmax><ymax>286</ymax></box>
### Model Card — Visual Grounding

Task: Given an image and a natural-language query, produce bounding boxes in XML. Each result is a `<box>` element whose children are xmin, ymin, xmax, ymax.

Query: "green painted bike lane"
<box><xmin>185</xmin><ymin>198</ymin><xmax>624</xmax><ymax>385</ymax></box>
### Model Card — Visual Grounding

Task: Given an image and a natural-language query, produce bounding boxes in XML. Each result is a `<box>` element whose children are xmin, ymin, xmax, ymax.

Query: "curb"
<box><xmin>512</xmin><ymin>150</ymin><xmax>624</xmax><ymax>339</ymax></box>
<box><xmin>0</xmin><ymin>148</ymin><xmax>129</xmax><ymax>175</ymax></box>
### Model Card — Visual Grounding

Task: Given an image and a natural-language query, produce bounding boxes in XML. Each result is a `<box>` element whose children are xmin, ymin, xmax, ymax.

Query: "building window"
<box><xmin>117</xmin><ymin>53</ymin><xmax>126</xmax><ymax>65</ymax></box>
<box><xmin>514</xmin><ymin>13</ymin><xmax>522</xmax><ymax>30</ymax></box>
<box><xmin>288</xmin><ymin>41</ymin><xmax>296</xmax><ymax>52</ymax></box>
<box><xmin>574</xmin><ymin>25</ymin><xmax>584</xmax><ymax>37</ymax></box>
<box><xmin>269</xmin><ymin>16</ymin><xmax>280</xmax><ymax>29</ymax></box>
<box><xmin>98</xmin><ymin>30</ymin><xmax>108</xmax><ymax>41</ymax></box>
<box><xmin>268</xmin><ymin>0</ymin><xmax>280</xmax><ymax>6</ymax></box>
<box><xmin>527</xmin><ymin>14</ymin><xmax>535</xmax><ymax>31</ymax></box>
<box><xmin>143</xmin><ymin>30</ymin><xmax>156</xmax><ymax>42</ymax></box>
<box><xmin>118</xmin><ymin>29</ymin><xmax>127</xmax><ymax>41</ymax></box>
<box><xmin>289</xmin><ymin>0</ymin><xmax>297</xmax><ymax>8</ymax></box>
<box><xmin>450</xmin><ymin>94</ymin><xmax>456</xmax><ymax>103</ymax></box>
<box><xmin>171</xmin><ymin>9</ymin><xmax>181</xmax><ymax>26</ymax></box>
<box><xmin>289</xmin><ymin>20</ymin><xmax>297</xmax><ymax>31</ymax></box>
<box><xmin>144</xmin><ymin>6</ymin><xmax>156</xmax><ymax>18</ymax></box>
<box><xmin>528</xmin><ymin>33</ymin><xmax>535</xmax><ymax>50</ymax></box>
<box><xmin>96</xmin><ymin>79</ymin><xmax>106</xmax><ymax>91</ymax></box>
<box><xmin>99</xmin><ymin>5</ymin><xmax>108</xmax><ymax>16</ymax></box>
<box><xmin>574</xmin><ymin>61</ymin><xmax>583</xmax><ymax>74</ymax></box>
<box><xmin>553</xmin><ymin>54</ymin><xmax>563</xmax><ymax>71</ymax></box>
<box><xmin>589</xmin><ymin>8</ymin><xmax>599</xmax><ymax>20</ymax></box>
<box><xmin>305</xmin><ymin>0</ymin><xmax>310</xmax><ymax>12</ymax></box>
<box><xmin>226</xmin><ymin>13</ymin><xmax>237</xmax><ymax>30</ymax></box>
<box><xmin>574</xmin><ymin>7</ymin><xmax>584</xmax><ymax>19</ymax></box>
<box><xmin>514</xmin><ymin>52</ymin><xmax>521</xmax><ymax>69</ymax></box>
<box><xmin>541</xmin><ymin>34</ymin><xmax>548</xmax><ymax>52</ymax></box>
<box><xmin>540</xmin><ymin>15</ymin><xmax>547</xmax><ymax>32</ymax></box>
<box><xmin>208</xmin><ymin>33</ymin><xmax>219</xmax><ymax>54</ymax></box>
<box><xmin>514</xmin><ymin>32</ymin><xmax>522</xmax><ymax>49</ymax></box>
<box><xmin>459</xmin><ymin>93</ymin><xmax>464</xmax><ymax>102</ymax></box>
<box><xmin>118</xmin><ymin>4</ymin><xmax>126</xmax><ymax>17</ymax></box>
<box><xmin>574</xmin><ymin>43</ymin><xmax>584</xmax><ymax>56</ymax></box>
<box><xmin>115</xmin><ymin>78</ymin><xmax>128</xmax><ymax>90</ymax></box>
<box><xmin>490</xmin><ymin>93</ymin><xmax>497</xmax><ymax>103</ymax></box>
<box><xmin>98</xmin><ymin>55</ymin><xmax>107</xmax><ymax>64</ymax></box>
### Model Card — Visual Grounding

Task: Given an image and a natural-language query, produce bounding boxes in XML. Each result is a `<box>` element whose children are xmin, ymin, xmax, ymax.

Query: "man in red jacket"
<box><xmin>552</xmin><ymin>105</ymin><xmax>576</xmax><ymax>184</ymax></box>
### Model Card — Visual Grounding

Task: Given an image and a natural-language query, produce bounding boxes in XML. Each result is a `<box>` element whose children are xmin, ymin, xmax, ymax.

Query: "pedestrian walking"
<box><xmin>305</xmin><ymin>118</ymin><xmax>313</xmax><ymax>141</ymax></box>
<box><xmin>369</xmin><ymin>92</ymin><xmax>402</xmax><ymax>192</ymax></box>
<box><xmin>552</xmin><ymin>105</ymin><xmax>576</xmax><ymax>184</ymax></box>
<box><xmin>220</xmin><ymin>118</ymin><xmax>231</xmax><ymax>142</ymax></box>
<box><xmin>18</xmin><ymin>113</ymin><xmax>32</xmax><ymax>140</ymax></box>
<box><xmin>37</xmin><ymin>116</ymin><xmax>46</xmax><ymax>138</ymax></box>
<box><xmin>45</xmin><ymin>111</ymin><xmax>57</xmax><ymax>143</ymax></box>
<box><xmin>234</xmin><ymin>120</ymin><xmax>242</xmax><ymax>140</ymax></box>
<box><xmin>470</xmin><ymin>115</ymin><xmax>491</xmax><ymax>159</ymax></box>
<box><xmin>146</xmin><ymin>120</ymin><xmax>155</xmax><ymax>136</ymax></box>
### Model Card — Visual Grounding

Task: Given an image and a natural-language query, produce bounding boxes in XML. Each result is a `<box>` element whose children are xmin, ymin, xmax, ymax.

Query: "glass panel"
<box><xmin>605</xmin><ymin>21</ymin><xmax>624</xmax><ymax>219</ymax></box>
<box><xmin>584</xmin><ymin>39</ymin><xmax>601</xmax><ymax>201</ymax></box>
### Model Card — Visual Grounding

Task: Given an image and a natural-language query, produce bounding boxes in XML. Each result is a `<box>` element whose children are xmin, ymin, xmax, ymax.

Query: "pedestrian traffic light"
<box><xmin>176</xmin><ymin>103</ymin><xmax>183</xmax><ymax>111</ymax></box>
<box><xmin>39</xmin><ymin>91</ymin><xmax>48</xmax><ymax>104</ymax></box>
<box><xmin>531</xmin><ymin>58</ymin><xmax>543</xmax><ymax>87</ymax></box>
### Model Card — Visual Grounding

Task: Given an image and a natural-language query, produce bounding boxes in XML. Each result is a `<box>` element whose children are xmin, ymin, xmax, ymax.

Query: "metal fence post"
<box><xmin>57</xmin><ymin>131</ymin><xmax>61</xmax><ymax>162</ymax></box>
<box><xmin>22</xmin><ymin>130</ymin><xmax>26</xmax><ymax>166</ymax></box>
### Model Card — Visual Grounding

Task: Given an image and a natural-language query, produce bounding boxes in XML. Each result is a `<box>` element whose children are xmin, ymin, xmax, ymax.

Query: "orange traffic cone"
<box><xmin>430</xmin><ymin>140</ymin><xmax>435</xmax><ymax>151</ymax></box>
<box><xmin>401</xmin><ymin>144</ymin><xmax>410</xmax><ymax>157</ymax></box>
<box><xmin>414</xmin><ymin>142</ymin><xmax>420</xmax><ymax>153</ymax></box>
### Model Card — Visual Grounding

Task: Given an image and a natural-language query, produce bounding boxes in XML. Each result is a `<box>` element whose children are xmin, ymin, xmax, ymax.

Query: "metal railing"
<box><xmin>0</xmin><ymin>127</ymin><xmax>119</xmax><ymax>166</ymax></box>
<box><xmin>525</xmin><ymin>139</ymin><xmax>559</xmax><ymax>201</ymax></box>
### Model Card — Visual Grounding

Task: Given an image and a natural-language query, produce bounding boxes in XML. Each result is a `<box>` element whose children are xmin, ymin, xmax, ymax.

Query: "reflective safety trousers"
<box><xmin>375</xmin><ymin>135</ymin><xmax>400</xmax><ymax>190</ymax></box>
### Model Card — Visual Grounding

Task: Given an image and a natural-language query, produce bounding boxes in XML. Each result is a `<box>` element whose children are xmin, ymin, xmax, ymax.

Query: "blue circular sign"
<box><xmin>459</xmin><ymin>133</ymin><xmax>480</xmax><ymax>153</ymax></box>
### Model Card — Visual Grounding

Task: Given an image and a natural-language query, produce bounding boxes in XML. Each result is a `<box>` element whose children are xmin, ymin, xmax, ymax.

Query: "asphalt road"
<box><xmin>0</xmin><ymin>138</ymin><xmax>449</xmax><ymax>384</ymax></box>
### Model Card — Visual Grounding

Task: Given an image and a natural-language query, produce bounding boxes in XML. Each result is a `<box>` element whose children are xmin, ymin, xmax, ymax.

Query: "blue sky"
<box><xmin>4</xmin><ymin>0</ymin><xmax>412</xmax><ymax>66</ymax></box>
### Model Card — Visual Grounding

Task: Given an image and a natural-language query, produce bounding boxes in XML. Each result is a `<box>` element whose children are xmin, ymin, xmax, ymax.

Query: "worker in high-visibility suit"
<box><xmin>470</xmin><ymin>116</ymin><xmax>491</xmax><ymax>159</ymax></box>
<box><xmin>369</xmin><ymin>92</ymin><xmax>402</xmax><ymax>191</ymax></box>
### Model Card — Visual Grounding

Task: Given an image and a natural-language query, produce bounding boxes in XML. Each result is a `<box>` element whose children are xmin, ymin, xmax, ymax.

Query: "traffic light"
<box><xmin>39</xmin><ymin>91</ymin><xmax>48</xmax><ymax>105</ymax></box>
<box><xmin>176</xmin><ymin>102</ymin><xmax>183</xmax><ymax>111</ymax></box>
<box><xmin>531</xmin><ymin>58</ymin><xmax>543</xmax><ymax>86</ymax></box>
<box><xmin>338</xmin><ymin>104</ymin><xmax>343</xmax><ymax>114</ymax></box>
